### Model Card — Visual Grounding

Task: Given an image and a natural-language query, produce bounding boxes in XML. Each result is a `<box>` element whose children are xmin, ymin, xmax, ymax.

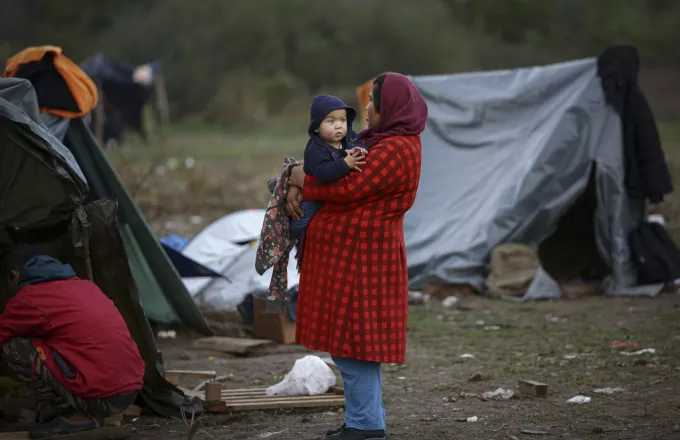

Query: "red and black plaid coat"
<box><xmin>295</xmin><ymin>134</ymin><xmax>422</xmax><ymax>364</ymax></box>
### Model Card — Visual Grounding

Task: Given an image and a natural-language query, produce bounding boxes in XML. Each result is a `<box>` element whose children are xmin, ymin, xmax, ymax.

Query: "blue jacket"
<box><xmin>303</xmin><ymin>95</ymin><xmax>364</xmax><ymax>183</ymax></box>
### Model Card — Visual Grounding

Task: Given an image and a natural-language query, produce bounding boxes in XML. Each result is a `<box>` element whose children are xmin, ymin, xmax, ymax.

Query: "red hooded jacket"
<box><xmin>0</xmin><ymin>256</ymin><xmax>144</xmax><ymax>399</ymax></box>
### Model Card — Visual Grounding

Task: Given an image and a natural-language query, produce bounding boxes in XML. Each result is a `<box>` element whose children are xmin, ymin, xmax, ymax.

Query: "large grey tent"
<box><xmin>3</xmin><ymin>46</ymin><xmax>212</xmax><ymax>334</ymax></box>
<box><xmin>388</xmin><ymin>58</ymin><xmax>647</xmax><ymax>295</ymax></box>
<box><xmin>0</xmin><ymin>77</ymin><xmax>202</xmax><ymax>417</ymax></box>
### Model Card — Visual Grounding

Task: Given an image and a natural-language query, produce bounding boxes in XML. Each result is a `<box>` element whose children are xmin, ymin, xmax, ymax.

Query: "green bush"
<box><xmin>2</xmin><ymin>0</ymin><xmax>678</xmax><ymax>124</ymax></box>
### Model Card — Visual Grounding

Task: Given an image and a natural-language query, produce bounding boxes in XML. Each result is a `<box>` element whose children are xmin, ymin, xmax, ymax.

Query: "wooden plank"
<box><xmin>191</xmin><ymin>337</ymin><xmax>275</xmax><ymax>355</ymax></box>
<box><xmin>221</xmin><ymin>388</ymin><xmax>268</xmax><ymax>393</ymax></box>
<box><xmin>180</xmin><ymin>388</ymin><xmax>203</xmax><ymax>398</ymax></box>
<box><xmin>206</xmin><ymin>397</ymin><xmax>345</xmax><ymax>413</ymax></box>
<box><xmin>165</xmin><ymin>370</ymin><xmax>217</xmax><ymax>379</ymax></box>
<box><xmin>329</xmin><ymin>386</ymin><xmax>345</xmax><ymax>395</ymax></box>
<box><xmin>518</xmin><ymin>379</ymin><xmax>549</xmax><ymax>397</ymax></box>
<box><xmin>321</xmin><ymin>357</ymin><xmax>340</xmax><ymax>374</ymax></box>
<box><xmin>219</xmin><ymin>389</ymin><xmax>344</xmax><ymax>398</ymax></box>
<box><xmin>223</xmin><ymin>395</ymin><xmax>344</xmax><ymax>403</ymax></box>
<box><xmin>228</xmin><ymin>398</ymin><xmax>344</xmax><ymax>411</ymax></box>
<box><xmin>221</xmin><ymin>389</ymin><xmax>268</xmax><ymax>397</ymax></box>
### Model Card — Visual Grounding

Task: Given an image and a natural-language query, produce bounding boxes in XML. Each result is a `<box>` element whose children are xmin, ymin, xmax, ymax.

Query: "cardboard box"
<box><xmin>253</xmin><ymin>296</ymin><xmax>296</xmax><ymax>344</ymax></box>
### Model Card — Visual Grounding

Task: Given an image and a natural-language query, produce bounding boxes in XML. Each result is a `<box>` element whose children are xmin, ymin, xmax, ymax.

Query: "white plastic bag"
<box><xmin>266</xmin><ymin>355</ymin><xmax>337</xmax><ymax>396</ymax></box>
<box><xmin>567</xmin><ymin>395</ymin><xmax>591</xmax><ymax>404</ymax></box>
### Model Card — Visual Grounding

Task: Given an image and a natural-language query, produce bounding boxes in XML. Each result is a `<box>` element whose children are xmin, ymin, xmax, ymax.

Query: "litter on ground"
<box><xmin>482</xmin><ymin>388</ymin><xmax>515</xmax><ymax>400</ymax></box>
<box><xmin>611</xmin><ymin>340</ymin><xmax>641</xmax><ymax>349</ymax></box>
<box><xmin>593</xmin><ymin>387</ymin><xmax>626</xmax><ymax>394</ymax></box>
<box><xmin>619</xmin><ymin>348</ymin><xmax>656</xmax><ymax>356</ymax></box>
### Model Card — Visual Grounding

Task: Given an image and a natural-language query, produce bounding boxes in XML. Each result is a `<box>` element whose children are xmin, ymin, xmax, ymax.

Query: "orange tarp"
<box><xmin>4</xmin><ymin>45</ymin><xmax>98</xmax><ymax>118</ymax></box>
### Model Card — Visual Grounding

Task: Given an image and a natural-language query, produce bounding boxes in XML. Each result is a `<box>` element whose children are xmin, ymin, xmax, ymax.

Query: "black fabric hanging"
<box><xmin>597</xmin><ymin>45</ymin><xmax>673</xmax><ymax>203</ymax></box>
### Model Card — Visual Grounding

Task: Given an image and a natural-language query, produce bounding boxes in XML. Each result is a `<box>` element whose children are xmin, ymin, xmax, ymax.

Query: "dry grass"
<box><xmin>656</xmin><ymin>123</ymin><xmax>680</xmax><ymax>242</ymax></box>
<box><xmin>107</xmin><ymin>125</ymin><xmax>306</xmax><ymax>237</ymax></box>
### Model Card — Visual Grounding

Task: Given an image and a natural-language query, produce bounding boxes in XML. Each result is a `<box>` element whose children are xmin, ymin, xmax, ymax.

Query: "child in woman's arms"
<box><xmin>290</xmin><ymin>95</ymin><xmax>367</xmax><ymax>238</ymax></box>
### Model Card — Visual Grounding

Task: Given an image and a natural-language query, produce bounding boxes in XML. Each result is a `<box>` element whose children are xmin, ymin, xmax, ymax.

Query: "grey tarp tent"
<box><xmin>0</xmin><ymin>77</ymin><xmax>203</xmax><ymax>417</ymax></box>
<box><xmin>400</xmin><ymin>58</ymin><xmax>645</xmax><ymax>294</ymax></box>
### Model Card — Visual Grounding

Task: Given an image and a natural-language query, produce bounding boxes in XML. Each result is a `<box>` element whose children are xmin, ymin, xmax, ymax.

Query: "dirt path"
<box><xmin>133</xmin><ymin>294</ymin><xmax>680</xmax><ymax>440</ymax></box>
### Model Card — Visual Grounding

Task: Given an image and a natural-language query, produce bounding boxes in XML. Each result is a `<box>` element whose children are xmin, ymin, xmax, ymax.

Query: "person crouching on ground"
<box><xmin>0</xmin><ymin>244</ymin><xmax>144</xmax><ymax>439</ymax></box>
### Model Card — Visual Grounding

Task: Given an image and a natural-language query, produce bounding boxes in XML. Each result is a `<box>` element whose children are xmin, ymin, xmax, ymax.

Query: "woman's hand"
<box><xmin>286</xmin><ymin>185</ymin><xmax>304</xmax><ymax>220</ymax></box>
<box><xmin>289</xmin><ymin>165</ymin><xmax>306</xmax><ymax>188</ymax></box>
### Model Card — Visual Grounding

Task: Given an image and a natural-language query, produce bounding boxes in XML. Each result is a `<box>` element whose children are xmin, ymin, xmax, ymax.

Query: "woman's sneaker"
<box><xmin>327</xmin><ymin>427</ymin><xmax>387</xmax><ymax>440</ymax></box>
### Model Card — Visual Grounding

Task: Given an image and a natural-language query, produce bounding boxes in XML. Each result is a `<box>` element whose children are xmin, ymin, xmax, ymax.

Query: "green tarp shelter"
<box><xmin>0</xmin><ymin>77</ymin><xmax>203</xmax><ymax>417</ymax></box>
<box><xmin>44</xmin><ymin>113</ymin><xmax>213</xmax><ymax>335</ymax></box>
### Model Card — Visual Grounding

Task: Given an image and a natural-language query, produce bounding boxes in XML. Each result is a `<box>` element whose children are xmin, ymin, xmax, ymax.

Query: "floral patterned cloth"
<box><xmin>256</xmin><ymin>156</ymin><xmax>299</xmax><ymax>314</ymax></box>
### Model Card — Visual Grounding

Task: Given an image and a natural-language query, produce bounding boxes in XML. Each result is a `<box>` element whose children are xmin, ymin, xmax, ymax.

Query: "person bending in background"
<box><xmin>0</xmin><ymin>244</ymin><xmax>144</xmax><ymax>439</ymax></box>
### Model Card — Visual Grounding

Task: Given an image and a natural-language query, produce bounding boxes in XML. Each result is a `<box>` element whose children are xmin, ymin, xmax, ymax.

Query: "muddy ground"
<box><xmin>130</xmin><ymin>294</ymin><xmax>680</xmax><ymax>440</ymax></box>
<box><xmin>104</xmin><ymin>128</ymin><xmax>680</xmax><ymax>439</ymax></box>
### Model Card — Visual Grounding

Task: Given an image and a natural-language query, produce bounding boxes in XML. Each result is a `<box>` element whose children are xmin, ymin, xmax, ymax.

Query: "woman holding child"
<box><xmin>286</xmin><ymin>72</ymin><xmax>428</xmax><ymax>440</ymax></box>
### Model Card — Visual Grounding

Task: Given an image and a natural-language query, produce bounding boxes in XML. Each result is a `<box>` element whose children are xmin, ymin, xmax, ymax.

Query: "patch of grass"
<box><xmin>659</xmin><ymin>122</ymin><xmax>680</xmax><ymax>144</ymax></box>
<box><xmin>170</xmin><ymin>122</ymin><xmax>306</xmax><ymax>136</ymax></box>
<box><xmin>406</xmin><ymin>297</ymin><xmax>680</xmax><ymax>392</ymax></box>
<box><xmin>104</xmin><ymin>127</ymin><xmax>310</xmax><ymax>237</ymax></box>
<box><xmin>109</xmin><ymin>128</ymin><xmax>307</xmax><ymax>163</ymax></box>
<box><xmin>389</xmin><ymin>296</ymin><xmax>680</xmax><ymax>437</ymax></box>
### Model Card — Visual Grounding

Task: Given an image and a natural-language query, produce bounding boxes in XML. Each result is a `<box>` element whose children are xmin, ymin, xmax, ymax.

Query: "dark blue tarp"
<box><xmin>160</xmin><ymin>242</ymin><xmax>227</xmax><ymax>279</ymax></box>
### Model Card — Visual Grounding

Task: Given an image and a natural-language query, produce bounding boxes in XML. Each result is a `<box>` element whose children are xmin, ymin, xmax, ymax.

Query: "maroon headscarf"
<box><xmin>359</xmin><ymin>72</ymin><xmax>429</xmax><ymax>148</ymax></box>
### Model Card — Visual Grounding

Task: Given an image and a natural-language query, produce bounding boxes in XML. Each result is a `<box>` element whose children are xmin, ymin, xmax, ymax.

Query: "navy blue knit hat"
<box><xmin>308</xmin><ymin>94</ymin><xmax>357</xmax><ymax>136</ymax></box>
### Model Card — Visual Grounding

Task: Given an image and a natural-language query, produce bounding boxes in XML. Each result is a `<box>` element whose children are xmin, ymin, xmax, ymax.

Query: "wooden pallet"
<box><xmin>182</xmin><ymin>387</ymin><xmax>345</xmax><ymax>413</ymax></box>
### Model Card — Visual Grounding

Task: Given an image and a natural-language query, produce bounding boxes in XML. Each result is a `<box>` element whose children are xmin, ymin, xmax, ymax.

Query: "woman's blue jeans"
<box><xmin>332</xmin><ymin>356</ymin><xmax>386</xmax><ymax>431</ymax></box>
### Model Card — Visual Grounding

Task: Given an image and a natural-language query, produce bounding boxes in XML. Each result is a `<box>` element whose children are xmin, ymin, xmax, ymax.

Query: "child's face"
<box><xmin>316</xmin><ymin>109</ymin><xmax>348</xmax><ymax>146</ymax></box>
